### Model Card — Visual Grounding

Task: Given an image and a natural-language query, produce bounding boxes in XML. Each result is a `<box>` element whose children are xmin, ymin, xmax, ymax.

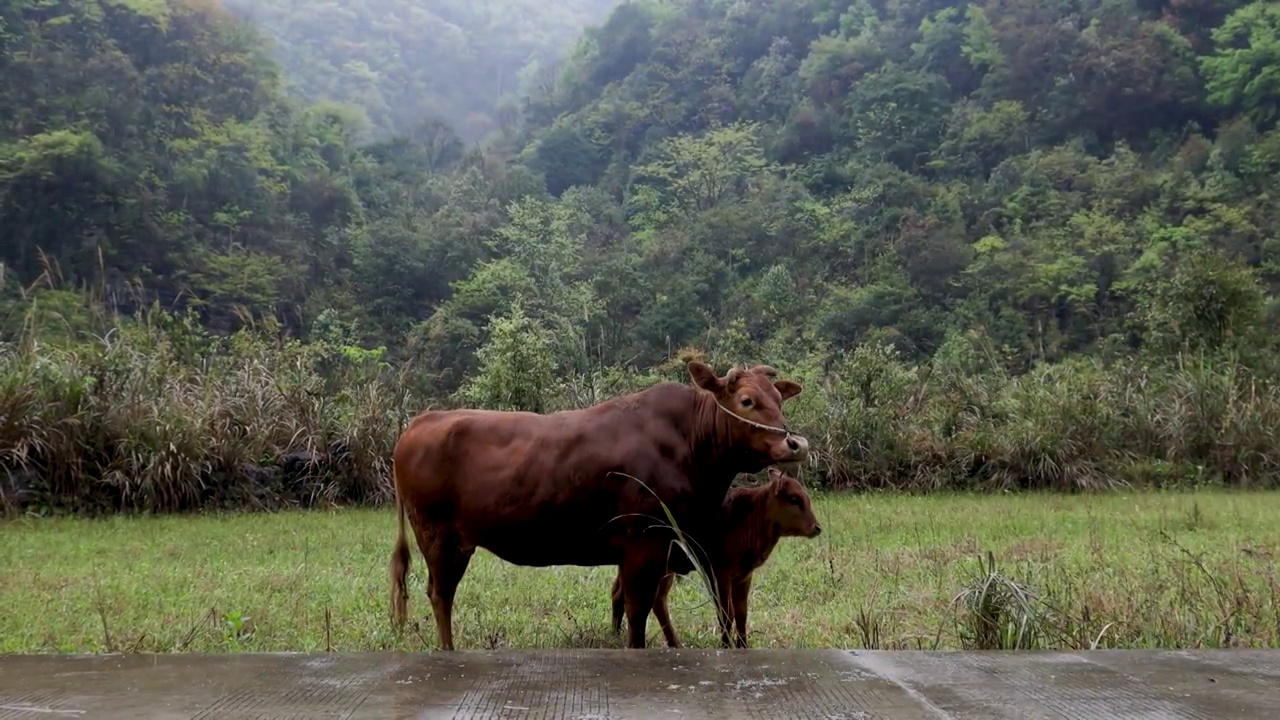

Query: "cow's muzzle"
<box><xmin>783</xmin><ymin>433</ymin><xmax>809</xmax><ymax>461</ymax></box>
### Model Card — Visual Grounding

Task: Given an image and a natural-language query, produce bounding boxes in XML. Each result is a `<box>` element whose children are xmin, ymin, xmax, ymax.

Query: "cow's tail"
<box><xmin>389</xmin><ymin>459</ymin><xmax>411</xmax><ymax>631</ymax></box>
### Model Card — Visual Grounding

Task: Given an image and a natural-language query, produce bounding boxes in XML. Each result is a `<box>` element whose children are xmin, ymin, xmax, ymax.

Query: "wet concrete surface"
<box><xmin>0</xmin><ymin>649</ymin><xmax>1277</xmax><ymax>719</ymax></box>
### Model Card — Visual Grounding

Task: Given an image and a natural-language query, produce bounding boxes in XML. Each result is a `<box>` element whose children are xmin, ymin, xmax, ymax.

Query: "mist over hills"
<box><xmin>216</xmin><ymin>0</ymin><xmax>622</xmax><ymax>143</ymax></box>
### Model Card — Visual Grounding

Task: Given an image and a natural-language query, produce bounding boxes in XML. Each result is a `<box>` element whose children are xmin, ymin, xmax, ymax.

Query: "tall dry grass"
<box><xmin>0</xmin><ymin>292</ymin><xmax>413</xmax><ymax>515</ymax></box>
<box><xmin>6</xmin><ymin>288</ymin><xmax>1280</xmax><ymax>515</ymax></box>
<box><xmin>765</xmin><ymin>342</ymin><xmax>1280</xmax><ymax>491</ymax></box>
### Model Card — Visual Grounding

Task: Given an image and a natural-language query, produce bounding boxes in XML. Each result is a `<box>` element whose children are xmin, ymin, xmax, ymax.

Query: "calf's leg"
<box><xmin>652</xmin><ymin>573</ymin><xmax>680</xmax><ymax>648</ymax></box>
<box><xmin>714</xmin><ymin>567</ymin><xmax>736</xmax><ymax>648</ymax></box>
<box><xmin>731</xmin><ymin>574</ymin><xmax>753</xmax><ymax>649</ymax></box>
<box><xmin>610</xmin><ymin>573</ymin><xmax>625</xmax><ymax>634</ymax></box>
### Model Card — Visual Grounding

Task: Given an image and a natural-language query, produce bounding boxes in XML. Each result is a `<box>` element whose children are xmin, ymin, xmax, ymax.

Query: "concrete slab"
<box><xmin>0</xmin><ymin>649</ymin><xmax>1276</xmax><ymax>719</ymax></box>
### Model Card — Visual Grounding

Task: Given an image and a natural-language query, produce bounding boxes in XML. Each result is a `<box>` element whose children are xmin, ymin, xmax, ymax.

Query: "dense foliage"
<box><xmin>4</xmin><ymin>0</ymin><xmax>1280</xmax><ymax>513</ymax></box>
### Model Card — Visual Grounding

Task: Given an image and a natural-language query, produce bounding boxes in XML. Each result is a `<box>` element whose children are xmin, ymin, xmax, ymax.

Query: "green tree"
<box><xmin>1201</xmin><ymin>2</ymin><xmax>1280</xmax><ymax>127</ymax></box>
<box><xmin>631</xmin><ymin>121</ymin><xmax>776</xmax><ymax>214</ymax></box>
<box><xmin>1137</xmin><ymin>249</ymin><xmax>1267</xmax><ymax>356</ymax></box>
<box><xmin>460</xmin><ymin>302</ymin><xmax>556</xmax><ymax>412</ymax></box>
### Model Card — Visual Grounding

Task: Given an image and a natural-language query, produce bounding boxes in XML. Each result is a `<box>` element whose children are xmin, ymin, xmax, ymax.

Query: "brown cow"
<box><xmin>389</xmin><ymin>361</ymin><xmax>808</xmax><ymax>649</ymax></box>
<box><xmin>609</xmin><ymin>467</ymin><xmax>820</xmax><ymax>648</ymax></box>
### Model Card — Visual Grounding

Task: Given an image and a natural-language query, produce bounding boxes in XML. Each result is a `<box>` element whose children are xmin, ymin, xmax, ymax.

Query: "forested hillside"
<box><xmin>218</xmin><ymin>0</ymin><xmax>621</xmax><ymax>142</ymax></box>
<box><xmin>3</xmin><ymin>0</ymin><xmax>1280</xmax><ymax>513</ymax></box>
<box><xmin>508</xmin><ymin>0</ymin><xmax>1280</xmax><ymax>367</ymax></box>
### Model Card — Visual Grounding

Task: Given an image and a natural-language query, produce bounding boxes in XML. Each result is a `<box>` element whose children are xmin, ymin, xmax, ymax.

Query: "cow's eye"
<box><xmin>740</xmin><ymin>397</ymin><xmax>753</xmax><ymax>408</ymax></box>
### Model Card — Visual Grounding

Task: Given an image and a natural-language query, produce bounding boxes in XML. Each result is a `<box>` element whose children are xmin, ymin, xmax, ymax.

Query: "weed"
<box><xmin>603</xmin><ymin>471</ymin><xmax>724</xmax><ymax>638</ymax></box>
<box><xmin>952</xmin><ymin>552</ymin><xmax>1051</xmax><ymax>650</ymax></box>
<box><xmin>222</xmin><ymin>610</ymin><xmax>254</xmax><ymax>649</ymax></box>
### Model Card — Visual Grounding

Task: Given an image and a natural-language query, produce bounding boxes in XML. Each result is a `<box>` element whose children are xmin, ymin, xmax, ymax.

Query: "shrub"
<box><xmin>7</xmin><ymin>289</ymin><xmax>1280</xmax><ymax>517</ymax></box>
<box><xmin>0</xmin><ymin>296</ymin><xmax>411</xmax><ymax>515</ymax></box>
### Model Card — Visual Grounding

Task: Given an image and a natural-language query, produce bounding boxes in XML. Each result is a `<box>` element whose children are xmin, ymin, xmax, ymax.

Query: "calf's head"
<box><xmin>765</xmin><ymin>468</ymin><xmax>821</xmax><ymax>538</ymax></box>
<box><xmin>688</xmin><ymin>361</ymin><xmax>809</xmax><ymax>469</ymax></box>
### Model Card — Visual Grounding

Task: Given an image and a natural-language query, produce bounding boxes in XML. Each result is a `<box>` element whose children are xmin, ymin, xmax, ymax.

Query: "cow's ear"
<box><xmin>775</xmin><ymin>380</ymin><xmax>802</xmax><ymax>401</ymax></box>
<box><xmin>688</xmin><ymin>361</ymin><xmax>724</xmax><ymax>393</ymax></box>
<box><xmin>767</xmin><ymin>467</ymin><xmax>784</xmax><ymax>482</ymax></box>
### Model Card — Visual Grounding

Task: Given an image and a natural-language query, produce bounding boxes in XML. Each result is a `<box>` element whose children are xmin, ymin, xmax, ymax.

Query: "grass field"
<box><xmin>4</xmin><ymin>490</ymin><xmax>1280</xmax><ymax>653</ymax></box>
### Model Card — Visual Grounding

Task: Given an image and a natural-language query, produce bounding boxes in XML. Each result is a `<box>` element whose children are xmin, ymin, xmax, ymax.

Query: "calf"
<box><xmin>610</xmin><ymin>467</ymin><xmax>821</xmax><ymax>648</ymax></box>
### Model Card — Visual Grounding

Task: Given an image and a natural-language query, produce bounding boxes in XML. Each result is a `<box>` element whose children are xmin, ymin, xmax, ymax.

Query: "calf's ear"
<box><xmin>767</xmin><ymin>467</ymin><xmax>784</xmax><ymax>481</ymax></box>
<box><xmin>688</xmin><ymin>361</ymin><xmax>724</xmax><ymax>393</ymax></box>
<box><xmin>775</xmin><ymin>380</ymin><xmax>802</xmax><ymax>401</ymax></box>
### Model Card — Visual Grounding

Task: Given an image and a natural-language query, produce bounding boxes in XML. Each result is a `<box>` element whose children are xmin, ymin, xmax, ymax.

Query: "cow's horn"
<box><xmin>753</xmin><ymin>364</ymin><xmax>778</xmax><ymax>378</ymax></box>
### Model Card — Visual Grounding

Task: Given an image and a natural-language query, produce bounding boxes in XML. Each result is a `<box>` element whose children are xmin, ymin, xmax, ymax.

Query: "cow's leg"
<box><xmin>429</xmin><ymin>541</ymin><xmax>473</xmax><ymax>652</ymax></box>
<box><xmin>731</xmin><ymin>574</ymin><xmax>753</xmax><ymax>649</ymax></box>
<box><xmin>610</xmin><ymin>572</ymin><xmax>625</xmax><ymax>634</ymax></box>
<box><xmin>414</xmin><ymin>524</ymin><xmax>473</xmax><ymax>651</ymax></box>
<box><xmin>620</xmin><ymin>546</ymin><xmax>665</xmax><ymax>649</ymax></box>
<box><xmin>613</xmin><ymin>569</ymin><xmax>678</xmax><ymax>647</ymax></box>
<box><xmin>653</xmin><ymin>573</ymin><xmax>681</xmax><ymax>648</ymax></box>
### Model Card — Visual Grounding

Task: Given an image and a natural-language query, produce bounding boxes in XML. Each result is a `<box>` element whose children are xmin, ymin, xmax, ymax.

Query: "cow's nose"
<box><xmin>785</xmin><ymin>434</ymin><xmax>809</xmax><ymax>456</ymax></box>
<box><xmin>812</xmin><ymin>524</ymin><xmax>822</xmax><ymax>536</ymax></box>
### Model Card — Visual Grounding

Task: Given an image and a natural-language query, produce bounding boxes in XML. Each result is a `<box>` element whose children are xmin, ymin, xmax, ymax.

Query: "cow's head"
<box><xmin>687</xmin><ymin>361</ymin><xmax>809</xmax><ymax>470</ymax></box>
<box><xmin>765</xmin><ymin>467</ymin><xmax>821</xmax><ymax>538</ymax></box>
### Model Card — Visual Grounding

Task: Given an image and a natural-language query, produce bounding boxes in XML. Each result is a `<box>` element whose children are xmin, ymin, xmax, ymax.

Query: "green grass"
<box><xmin>3</xmin><ymin>490</ymin><xmax>1280</xmax><ymax>653</ymax></box>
